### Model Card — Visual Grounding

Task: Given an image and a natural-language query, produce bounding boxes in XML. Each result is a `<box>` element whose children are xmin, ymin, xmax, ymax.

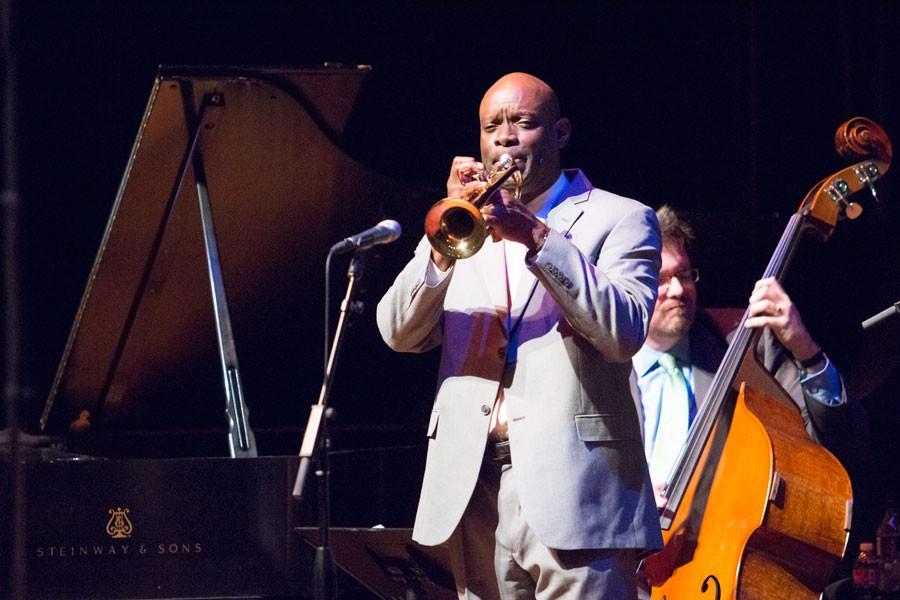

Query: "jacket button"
<box><xmin>481</xmin><ymin>404</ymin><xmax>491</xmax><ymax>416</ymax></box>
<box><xmin>497</xmin><ymin>346</ymin><xmax>507</xmax><ymax>358</ymax></box>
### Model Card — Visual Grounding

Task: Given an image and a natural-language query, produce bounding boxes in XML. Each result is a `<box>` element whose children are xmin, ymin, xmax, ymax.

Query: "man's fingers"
<box><xmin>744</xmin><ymin>315</ymin><xmax>772</xmax><ymax>330</ymax></box>
<box><xmin>455</xmin><ymin>159</ymin><xmax>486</xmax><ymax>184</ymax></box>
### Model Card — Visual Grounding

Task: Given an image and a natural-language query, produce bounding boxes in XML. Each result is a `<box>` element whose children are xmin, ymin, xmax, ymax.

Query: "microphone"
<box><xmin>329</xmin><ymin>219</ymin><xmax>402</xmax><ymax>255</ymax></box>
<box><xmin>862</xmin><ymin>300</ymin><xmax>900</xmax><ymax>331</ymax></box>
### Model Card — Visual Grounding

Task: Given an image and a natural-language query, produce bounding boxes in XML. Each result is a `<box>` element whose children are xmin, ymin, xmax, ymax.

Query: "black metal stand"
<box><xmin>294</xmin><ymin>251</ymin><xmax>366</xmax><ymax>600</ymax></box>
<box><xmin>2</xmin><ymin>2</ymin><xmax>25</xmax><ymax>597</ymax></box>
<box><xmin>295</xmin><ymin>527</ymin><xmax>457</xmax><ymax>600</ymax></box>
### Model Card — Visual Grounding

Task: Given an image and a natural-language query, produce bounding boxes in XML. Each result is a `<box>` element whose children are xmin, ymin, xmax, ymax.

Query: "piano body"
<box><xmin>2</xmin><ymin>66</ymin><xmax>432</xmax><ymax>599</ymax></box>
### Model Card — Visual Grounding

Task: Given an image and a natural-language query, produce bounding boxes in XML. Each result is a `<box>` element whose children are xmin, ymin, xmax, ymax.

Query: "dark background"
<box><xmin>3</xmin><ymin>0</ymin><xmax>899</xmax><ymax>572</ymax></box>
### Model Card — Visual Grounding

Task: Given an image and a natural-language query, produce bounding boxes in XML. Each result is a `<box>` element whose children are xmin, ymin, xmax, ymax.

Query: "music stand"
<box><xmin>296</xmin><ymin>527</ymin><xmax>456</xmax><ymax>600</ymax></box>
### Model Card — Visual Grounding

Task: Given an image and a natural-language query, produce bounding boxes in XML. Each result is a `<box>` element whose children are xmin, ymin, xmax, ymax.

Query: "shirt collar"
<box><xmin>633</xmin><ymin>335</ymin><xmax>692</xmax><ymax>376</ymax></box>
<box><xmin>531</xmin><ymin>172</ymin><xmax>570</xmax><ymax>220</ymax></box>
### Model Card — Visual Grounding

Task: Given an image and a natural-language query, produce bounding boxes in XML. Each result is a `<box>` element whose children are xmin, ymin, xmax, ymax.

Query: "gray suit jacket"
<box><xmin>377</xmin><ymin>170</ymin><xmax>664</xmax><ymax>551</ymax></box>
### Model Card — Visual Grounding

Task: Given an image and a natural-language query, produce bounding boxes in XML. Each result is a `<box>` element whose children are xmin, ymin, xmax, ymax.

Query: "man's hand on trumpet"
<box><xmin>446</xmin><ymin>156</ymin><xmax>549</xmax><ymax>255</ymax></box>
<box><xmin>446</xmin><ymin>156</ymin><xmax>487</xmax><ymax>200</ymax></box>
<box><xmin>482</xmin><ymin>189</ymin><xmax>550</xmax><ymax>257</ymax></box>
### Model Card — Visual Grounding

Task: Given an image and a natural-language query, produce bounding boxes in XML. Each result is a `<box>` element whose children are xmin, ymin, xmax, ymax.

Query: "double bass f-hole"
<box><xmin>701</xmin><ymin>574</ymin><xmax>722</xmax><ymax>599</ymax></box>
<box><xmin>659</xmin><ymin>573</ymin><xmax>720</xmax><ymax>600</ymax></box>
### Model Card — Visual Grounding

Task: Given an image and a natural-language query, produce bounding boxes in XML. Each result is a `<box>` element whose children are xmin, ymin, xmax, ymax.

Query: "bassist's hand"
<box><xmin>744</xmin><ymin>278</ymin><xmax>821</xmax><ymax>363</ymax></box>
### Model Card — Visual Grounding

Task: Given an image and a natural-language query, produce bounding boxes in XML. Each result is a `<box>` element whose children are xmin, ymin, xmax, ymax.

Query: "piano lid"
<box><xmin>41</xmin><ymin>66</ymin><xmax>431</xmax><ymax>435</ymax></box>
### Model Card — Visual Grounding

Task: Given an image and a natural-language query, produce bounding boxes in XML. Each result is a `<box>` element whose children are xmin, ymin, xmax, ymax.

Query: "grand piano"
<box><xmin>1</xmin><ymin>66</ymin><xmax>436</xmax><ymax>599</ymax></box>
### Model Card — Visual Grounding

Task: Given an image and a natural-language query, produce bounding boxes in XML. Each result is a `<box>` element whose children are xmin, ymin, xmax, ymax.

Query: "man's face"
<box><xmin>478</xmin><ymin>77</ymin><xmax>566</xmax><ymax>199</ymax></box>
<box><xmin>646</xmin><ymin>243</ymin><xmax>697</xmax><ymax>351</ymax></box>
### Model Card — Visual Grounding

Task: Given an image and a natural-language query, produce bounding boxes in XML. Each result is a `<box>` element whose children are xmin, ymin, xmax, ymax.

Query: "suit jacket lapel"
<box><xmin>508</xmin><ymin>174</ymin><xmax>593</xmax><ymax>335</ymax></box>
<box><xmin>688</xmin><ymin>313</ymin><xmax>730</xmax><ymax>409</ymax></box>
<box><xmin>550</xmin><ymin>198</ymin><xmax>588</xmax><ymax>235</ymax></box>
<box><xmin>692</xmin><ymin>366</ymin><xmax>715</xmax><ymax>408</ymax></box>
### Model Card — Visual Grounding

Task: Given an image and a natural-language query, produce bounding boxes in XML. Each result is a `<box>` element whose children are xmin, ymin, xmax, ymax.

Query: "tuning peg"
<box><xmin>855</xmin><ymin>162</ymin><xmax>881</xmax><ymax>204</ymax></box>
<box><xmin>824</xmin><ymin>178</ymin><xmax>862</xmax><ymax>219</ymax></box>
<box><xmin>865</xmin><ymin>182</ymin><xmax>878</xmax><ymax>203</ymax></box>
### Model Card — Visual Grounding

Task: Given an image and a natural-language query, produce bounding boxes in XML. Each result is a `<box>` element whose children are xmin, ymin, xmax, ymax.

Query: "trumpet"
<box><xmin>424</xmin><ymin>154</ymin><xmax>522</xmax><ymax>259</ymax></box>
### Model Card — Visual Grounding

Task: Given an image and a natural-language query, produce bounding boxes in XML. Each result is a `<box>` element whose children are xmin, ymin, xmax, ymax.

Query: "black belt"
<box><xmin>487</xmin><ymin>439</ymin><xmax>511</xmax><ymax>466</ymax></box>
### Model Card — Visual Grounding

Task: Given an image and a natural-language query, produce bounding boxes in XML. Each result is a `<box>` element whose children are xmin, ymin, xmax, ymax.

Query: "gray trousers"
<box><xmin>444</xmin><ymin>456</ymin><xmax>638</xmax><ymax>600</ymax></box>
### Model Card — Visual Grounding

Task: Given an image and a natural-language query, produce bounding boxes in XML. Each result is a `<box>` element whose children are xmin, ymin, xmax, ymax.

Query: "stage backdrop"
<box><xmin>3</xmin><ymin>1</ymin><xmax>898</xmax><ymax>551</ymax></box>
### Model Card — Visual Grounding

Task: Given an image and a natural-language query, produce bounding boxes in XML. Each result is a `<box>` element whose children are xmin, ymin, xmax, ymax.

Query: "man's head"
<box><xmin>478</xmin><ymin>73</ymin><xmax>571</xmax><ymax>201</ymax></box>
<box><xmin>646</xmin><ymin>205</ymin><xmax>698</xmax><ymax>351</ymax></box>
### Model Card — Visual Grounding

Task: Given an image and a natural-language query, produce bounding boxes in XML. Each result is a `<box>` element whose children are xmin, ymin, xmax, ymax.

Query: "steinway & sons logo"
<box><xmin>34</xmin><ymin>507</ymin><xmax>203</xmax><ymax>559</ymax></box>
<box><xmin>106</xmin><ymin>507</ymin><xmax>133</xmax><ymax>539</ymax></box>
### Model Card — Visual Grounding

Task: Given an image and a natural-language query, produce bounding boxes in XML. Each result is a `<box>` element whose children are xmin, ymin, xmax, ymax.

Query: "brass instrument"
<box><xmin>424</xmin><ymin>154</ymin><xmax>522</xmax><ymax>259</ymax></box>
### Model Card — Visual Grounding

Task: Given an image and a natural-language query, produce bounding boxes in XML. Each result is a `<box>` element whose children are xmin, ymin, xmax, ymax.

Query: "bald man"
<box><xmin>378</xmin><ymin>73</ymin><xmax>663</xmax><ymax>599</ymax></box>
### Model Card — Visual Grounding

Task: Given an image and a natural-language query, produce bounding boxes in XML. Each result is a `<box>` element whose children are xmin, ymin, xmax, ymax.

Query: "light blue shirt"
<box><xmin>798</xmin><ymin>356</ymin><xmax>844</xmax><ymax>407</ymax></box>
<box><xmin>633</xmin><ymin>337</ymin><xmax>696</xmax><ymax>466</ymax></box>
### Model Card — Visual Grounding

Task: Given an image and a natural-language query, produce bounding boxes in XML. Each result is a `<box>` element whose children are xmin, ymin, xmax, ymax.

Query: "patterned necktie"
<box><xmin>649</xmin><ymin>352</ymin><xmax>693</xmax><ymax>484</ymax></box>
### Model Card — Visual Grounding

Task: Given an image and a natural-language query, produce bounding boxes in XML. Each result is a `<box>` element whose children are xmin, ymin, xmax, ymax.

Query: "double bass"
<box><xmin>643</xmin><ymin>118</ymin><xmax>892</xmax><ymax>599</ymax></box>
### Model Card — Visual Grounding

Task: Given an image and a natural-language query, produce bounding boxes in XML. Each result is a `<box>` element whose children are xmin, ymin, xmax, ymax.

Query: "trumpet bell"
<box><xmin>425</xmin><ymin>153</ymin><xmax>520</xmax><ymax>260</ymax></box>
<box><xmin>424</xmin><ymin>198</ymin><xmax>488</xmax><ymax>259</ymax></box>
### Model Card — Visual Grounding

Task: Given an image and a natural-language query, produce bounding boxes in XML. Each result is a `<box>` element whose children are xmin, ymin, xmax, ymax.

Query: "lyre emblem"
<box><xmin>106</xmin><ymin>507</ymin><xmax>133</xmax><ymax>539</ymax></box>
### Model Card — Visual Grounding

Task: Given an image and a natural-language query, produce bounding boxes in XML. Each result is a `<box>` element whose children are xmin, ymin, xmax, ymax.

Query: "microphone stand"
<box><xmin>293</xmin><ymin>249</ymin><xmax>366</xmax><ymax>600</ymax></box>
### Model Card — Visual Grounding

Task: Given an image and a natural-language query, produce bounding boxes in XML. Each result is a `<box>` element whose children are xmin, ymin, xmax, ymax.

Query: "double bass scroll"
<box><xmin>801</xmin><ymin>117</ymin><xmax>891</xmax><ymax>232</ymax></box>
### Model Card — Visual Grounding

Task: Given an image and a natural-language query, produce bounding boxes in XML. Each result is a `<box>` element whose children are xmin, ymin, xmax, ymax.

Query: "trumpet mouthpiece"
<box><xmin>497</xmin><ymin>154</ymin><xmax>514</xmax><ymax>169</ymax></box>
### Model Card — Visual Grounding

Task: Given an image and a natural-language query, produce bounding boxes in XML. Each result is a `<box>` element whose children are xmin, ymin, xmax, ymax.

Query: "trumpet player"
<box><xmin>377</xmin><ymin>72</ymin><xmax>663</xmax><ymax>600</ymax></box>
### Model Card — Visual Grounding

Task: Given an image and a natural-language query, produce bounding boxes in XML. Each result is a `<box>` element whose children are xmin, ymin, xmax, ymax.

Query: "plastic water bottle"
<box><xmin>876</xmin><ymin>508</ymin><xmax>900</xmax><ymax>596</ymax></box>
<box><xmin>854</xmin><ymin>542</ymin><xmax>880</xmax><ymax>600</ymax></box>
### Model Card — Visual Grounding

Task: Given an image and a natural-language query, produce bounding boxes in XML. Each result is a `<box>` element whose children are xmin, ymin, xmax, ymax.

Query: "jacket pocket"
<box><xmin>426</xmin><ymin>410</ymin><xmax>440</xmax><ymax>439</ymax></box>
<box><xmin>574</xmin><ymin>413</ymin><xmax>638</xmax><ymax>442</ymax></box>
